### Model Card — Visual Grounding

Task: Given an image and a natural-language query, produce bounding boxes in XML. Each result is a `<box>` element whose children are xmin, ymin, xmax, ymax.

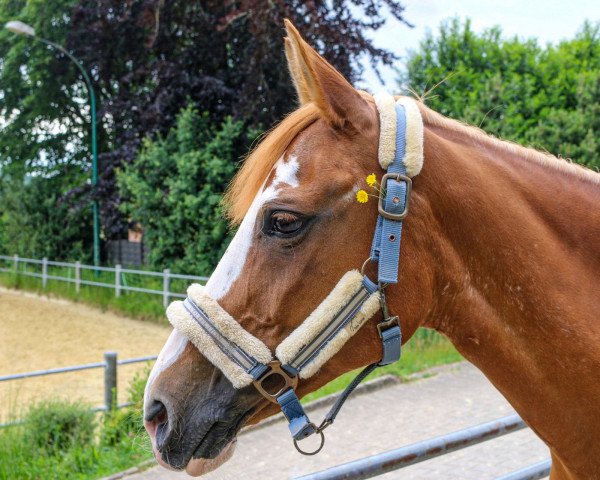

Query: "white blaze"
<box><xmin>205</xmin><ymin>154</ymin><xmax>299</xmax><ymax>300</ymax></box>
<box><xmin>272</xmin><ymin>154</ymin><xmax>299</xmax><ymax>188</ymax></box>
<box><xmin>144</xmin><ymin>329</ymin><xmax>188</xmax><ymax>403</ymax></box>
<box><xmin>145</xmin><ymin>155</ymin><xmax>300</xmax><ymax>401</ymax></box>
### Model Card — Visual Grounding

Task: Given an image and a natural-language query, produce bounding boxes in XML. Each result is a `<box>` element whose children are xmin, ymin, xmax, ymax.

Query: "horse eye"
<box><xmin>269</xmin><ymin>211</ymin><xmax>304</xmax><ymax>236</ymax></box>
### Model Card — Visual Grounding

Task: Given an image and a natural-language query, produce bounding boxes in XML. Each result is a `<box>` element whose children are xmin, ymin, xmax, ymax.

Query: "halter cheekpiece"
<box><xmin>167</xmin><ymin>95</ymin><xmax>424</xmax><ymax>455</ymax></box>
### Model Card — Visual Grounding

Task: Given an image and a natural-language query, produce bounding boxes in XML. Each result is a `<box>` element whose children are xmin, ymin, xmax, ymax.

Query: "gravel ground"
<box><xmin>125</xmin><ymin>363</ymin><xmax>550</xmax><ymax>480</ymax></box>
<box><xmin>0</xmin><ymin>287</ymin><xmax>170</xmax><ymax>420</ymax></box>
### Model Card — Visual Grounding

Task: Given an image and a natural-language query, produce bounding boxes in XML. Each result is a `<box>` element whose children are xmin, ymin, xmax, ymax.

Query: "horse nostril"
<box><xmin>146</xmin><ymin>400</ymin><xmax>167</xmax><ymax>425</ymax></box>
<box><xmin>145</xmin><ymin>400</ymin><xmax>171</xmax><ymax>450</ymax></box>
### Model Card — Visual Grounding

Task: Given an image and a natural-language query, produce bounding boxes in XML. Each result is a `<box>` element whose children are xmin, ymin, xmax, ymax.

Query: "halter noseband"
<box><xmin>167</xmin><ymin>95</ymin><xmax>423</xmax><ymax>455</ymax></box>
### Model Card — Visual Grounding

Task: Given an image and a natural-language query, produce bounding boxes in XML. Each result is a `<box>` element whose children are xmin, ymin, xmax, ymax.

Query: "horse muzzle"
<box><xmin>144</xmin><ymin>356</ymin><xmax>263</xmax><ymax>473</ymax></box>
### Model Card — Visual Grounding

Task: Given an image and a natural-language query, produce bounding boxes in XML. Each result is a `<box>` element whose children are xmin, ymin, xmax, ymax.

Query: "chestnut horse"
<box><xmin>144</xmin><ymin>21</ymin><xmax>600</xmax><ymax>478</ymax></box>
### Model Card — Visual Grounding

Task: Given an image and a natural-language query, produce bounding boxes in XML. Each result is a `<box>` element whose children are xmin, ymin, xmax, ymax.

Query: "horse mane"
<box><xmin>224</xmin><ymin>96</ymin><xmax>599</xmax><ymax>226</ymax></box>
<box><xmin>415</xmin><ymin>101</ymin><xmax>600</xmax><ymax>186</ymax></box>
<box><xmin>223</xmin><ymin>103</ymin><xmax>321</xmax><ymax>225</ymax></box>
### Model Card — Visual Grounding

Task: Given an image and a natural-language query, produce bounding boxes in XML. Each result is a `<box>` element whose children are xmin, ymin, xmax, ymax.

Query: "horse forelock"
<box><xmin>224</xmin><ymin>103</ymin><xmax>321</xmax><ymax>225</ymax></box>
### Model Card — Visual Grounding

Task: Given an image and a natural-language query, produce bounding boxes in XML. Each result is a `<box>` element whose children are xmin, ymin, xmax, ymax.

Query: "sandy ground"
<box><xmin>0</xmin><ymin>287</ymin><xmax>171</xmax><ymax>422</ymax></box>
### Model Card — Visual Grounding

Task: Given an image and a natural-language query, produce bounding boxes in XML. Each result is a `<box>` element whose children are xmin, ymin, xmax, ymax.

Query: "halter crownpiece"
<box><xmin>166</xmin><ymin>95</ymin><xmax>423</xmax><ymax>455</ymax></box>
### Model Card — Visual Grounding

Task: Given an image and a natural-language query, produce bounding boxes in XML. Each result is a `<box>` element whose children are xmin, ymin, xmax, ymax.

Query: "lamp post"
<box><xmin>6</xmin><ymin>20</ymin><xmax>101</xmax><ymax>268</ymax></box>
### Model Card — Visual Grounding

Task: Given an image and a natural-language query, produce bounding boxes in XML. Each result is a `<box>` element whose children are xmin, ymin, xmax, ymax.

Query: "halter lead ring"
<box><xmin>294</xmin><ymin>430</ymin><xmax>325</xmax><ymax>456</ymax></box>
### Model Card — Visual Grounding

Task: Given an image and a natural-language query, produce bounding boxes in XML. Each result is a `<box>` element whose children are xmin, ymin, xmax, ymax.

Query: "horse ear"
<box><xmin>284</xmin><ymin>37</ymin><xmax>312</xmax><ymax>105</ymax></box>
<box><xmin>284</xmin><ymin>19</ymin><xmax>372</xmax><ymax>131</ymax></box>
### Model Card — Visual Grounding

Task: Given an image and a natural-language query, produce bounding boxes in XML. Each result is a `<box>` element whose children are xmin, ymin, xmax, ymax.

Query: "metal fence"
<box><xmin>1</xmin><ymin>356</ymin><xmax>551</xmax><ymax>480</ymax></box>
<box><xmin>0</xmin><ymin>254</ymin><xmax>208</xmax><ymax>307</ymax></box>
<box><xmin>0</xmin><ymin>256</ymin><xmax>550</xmax><ymax>478</ymax></box>
<box><xmin>0</xmin><ymin>351</ymin><xmax>157</xmax><ymax>427</ymax></box>
<box><xmin>296</xmin><ymin>414</ymin><xmax>551</xmax><ymax>480</ymax></box>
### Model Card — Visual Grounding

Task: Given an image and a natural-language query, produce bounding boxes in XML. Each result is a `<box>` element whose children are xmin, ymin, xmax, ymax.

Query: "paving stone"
<box><xmin>125</xmin><ymin>363</ymin><xmax>550</xmax><ymax>480</ymax></box>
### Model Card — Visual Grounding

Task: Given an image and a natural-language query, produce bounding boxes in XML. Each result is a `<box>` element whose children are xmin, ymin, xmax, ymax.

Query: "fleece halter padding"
<box><xmin>167</xmin><ymin>285</ymin><xmax>272</xmax><ymax>389</ymax></box>
<box><xmin>276</xmin><ymin>270</ymin><xmax>380</xmax><ymax>379</ymax></box>
<box><xmin>167</xmin><ymin>270</ymin><xmax>380</xmax><ymax>389</ymax></box>
<box><xmin>373</xmin><ymin>94</ymin><xmax>424</xmax><ymax>177</ymax></box>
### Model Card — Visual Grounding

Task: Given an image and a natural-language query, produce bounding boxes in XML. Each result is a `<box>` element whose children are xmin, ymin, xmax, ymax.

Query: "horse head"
<box><xmin>143</xmin><ymin>20</ymin><xmax>434</xmax><ymax>475</ymax></box>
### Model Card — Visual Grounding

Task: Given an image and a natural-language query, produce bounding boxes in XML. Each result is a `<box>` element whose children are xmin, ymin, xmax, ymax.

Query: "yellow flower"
<box><xmin>366</xmin><ymin>173</ymin><xmax>377</xmax><ymax>187</ymax></box>
<box><xmin>356</xmin><ymin>190</ymin><xmax>369</xmax><ymax>204</ymax></box>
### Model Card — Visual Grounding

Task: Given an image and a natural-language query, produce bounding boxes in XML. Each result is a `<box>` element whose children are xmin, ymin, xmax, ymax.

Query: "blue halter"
<box><xmin>274</xmin><ymin>101</ymin><xmax>410</xmax><ymax>454</ymax></box>
<box><xmin>371</xmin><ymin>103</ymin><xmax>411</xmax><ymax>285</ymax></box>
<box><xmin>179</xmin><ymin>100</ymin><xmax>411</xmax><ymax>455</ymax></box>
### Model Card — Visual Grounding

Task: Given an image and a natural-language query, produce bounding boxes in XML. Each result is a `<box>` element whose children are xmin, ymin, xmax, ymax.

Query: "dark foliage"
<box><xmin>118</xmin><ymin>106</ymin><xmax>259</xmax><ymax>274</ymax></box>
<box><xmin>66</xmin><ymin>0</ymin><xmax>410</xmax><ymax>238</ymax></box>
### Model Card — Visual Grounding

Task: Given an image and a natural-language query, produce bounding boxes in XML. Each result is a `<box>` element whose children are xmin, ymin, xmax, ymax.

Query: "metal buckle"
<box><xmin>252</xmin><ymin>360</ymin><xmax>298</xmax><ymax>404</ymax></box>
<box><xmin>377</xmin><ymin>316</ymin><xmax>399</xmax><ymax>337</ymax></box>
<box><xmin>377</xmin><ymin>173</ymin><xmax>412</xmax><ymax>221</ymax></box>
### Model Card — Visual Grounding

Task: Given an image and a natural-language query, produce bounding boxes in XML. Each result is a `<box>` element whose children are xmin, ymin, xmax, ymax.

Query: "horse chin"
<box><xmin>152</xmin><ymin>437</ymin><xmax>237</xmax><ymax>476</ymax></box>
<box><xmin>185</xmin><ymin>439</ymin><xmax>237</xmax><ymax>476</ymax></box>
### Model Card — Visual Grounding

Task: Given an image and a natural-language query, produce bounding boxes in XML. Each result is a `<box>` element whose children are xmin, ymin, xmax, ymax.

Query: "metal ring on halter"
<box><xmin>360</xmin><ymin>256</ymin><xmax>375</xmax><ymax>277</ymax></box>
<box><xmin>361</xmin><ymin>257</ymin><xmax>388</xmax><ymax>290</ymax></box>
<box><xmin>293</xmin><ymin>430</ymin><xmax>325</xmax><ymax>456</ymax></box>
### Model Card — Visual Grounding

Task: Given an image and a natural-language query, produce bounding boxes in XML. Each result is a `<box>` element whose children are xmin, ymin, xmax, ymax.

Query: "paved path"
<box><xmin>126</xmin><ymin>363</ymin><xmax>550</xmax><ymax>480</ymax></box>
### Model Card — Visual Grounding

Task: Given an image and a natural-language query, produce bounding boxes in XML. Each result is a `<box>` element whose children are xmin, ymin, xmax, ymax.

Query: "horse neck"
<box><xmin>390</xmin><ymin>119</ymin><xmax>600</xmax><ymax>476</ymax></box>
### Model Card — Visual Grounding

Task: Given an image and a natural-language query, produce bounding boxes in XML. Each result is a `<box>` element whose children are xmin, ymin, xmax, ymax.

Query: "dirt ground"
<box><xmin>0</xmin><ymin>287</ymin><xmax>171</xmax><ymax>422</ymax></box>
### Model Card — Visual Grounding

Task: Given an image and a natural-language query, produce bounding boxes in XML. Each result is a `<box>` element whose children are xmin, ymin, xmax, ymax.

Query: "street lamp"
<box><xmin>5</xmin><ymin>20</ymin><xmax>101</xmax><ymax>268</ymax></box>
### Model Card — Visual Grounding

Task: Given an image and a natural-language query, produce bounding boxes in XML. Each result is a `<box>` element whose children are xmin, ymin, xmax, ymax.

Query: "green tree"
<box><xmin>0</xmin><ymin>0</ymin><xmax>92</xmax><ymax>178</ymax></box>
<box><xmin>0</xmin><ymin>0</ymin><xmax>99</xmax><ymax>260</ymax></box>
<box><xmin>1</xmin><ymin>1</ymin><xmax>409</xmax><ymax>261</ymax></box>
<box><xmin>118</xmin><ymin>106</ymin><xmax>257</xmax><ymax>274</ymax></box>
<box><xmin>2</xmin><ymin>1</ymin><xmax>410</xmax><ymax>240</ymax></box>
<box><xmin>401</xmin><ymin>19</ymin><xmax>600</xmax><ymax>170</ymax></box>
<box><xmin>0</xmin><ymin>173</ymin><xmax>92</xmax><ymax>260</ymax></box>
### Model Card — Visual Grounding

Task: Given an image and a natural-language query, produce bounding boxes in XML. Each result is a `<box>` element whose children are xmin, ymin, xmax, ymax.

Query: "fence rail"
<box><xmin>0</xmin><ymin>352</ymin><xmax>157</xmax><ymax>427</ymax></box>
<box><xmin>496</xmin><ymin>459</ymin><xmax>552</xmax><ymax>480</ymax></box>
<box><xmin>296</xmin><ymin>414</ymin><xmax>551</xmax><ymax>480</ymax></box>
<box><xmin>0</xmin><ymin>254</ymin><xmax>208</xmax><ymax>307</ymax></box>
<box><xmin>0</xmin><ymin>255</ymin><xmax>549</xmax><ymax>478</ymax></box>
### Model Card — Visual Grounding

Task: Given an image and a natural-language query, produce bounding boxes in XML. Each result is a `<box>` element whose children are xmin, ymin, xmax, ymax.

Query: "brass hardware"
<box><xmin>253</xmin><ymin>361</ymin><xmax>298</xmax><ymax>403</ymax></box>
<box><xmin>377</xmin><ymin>316</ymin><xmax>399</xmax><ymax>337</ymax></box>
<box><xmin>377</xmin><ymin>173</ymin><xmax>412</xmax><ymax>221</ymax></box>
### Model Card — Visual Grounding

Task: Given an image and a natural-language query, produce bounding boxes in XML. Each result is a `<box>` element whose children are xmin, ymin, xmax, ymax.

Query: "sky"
<box><xmin>360</xmin><ymin>0</ymin><xmax>600</xmax><ymax>91</ymax></box>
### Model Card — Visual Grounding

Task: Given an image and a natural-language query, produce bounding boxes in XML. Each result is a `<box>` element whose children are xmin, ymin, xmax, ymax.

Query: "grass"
<box><xmin>0</xmin><ymin>423</ymin><xmax>150</xmax><ymax>480</ymax></box>
<box><xmin>0</xmin><ymin>371</ymin><xmax>152</xmax><ymax>480</ymax></box>
<box><xmin>303</xmin><ymin>328</ymin><xmax>462</xmax><ymax>403</ymax></box>
<box><xmin>0</xmin><ymin>266</ymin><xmax>173</xmax><ymax>323</ymax></box>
